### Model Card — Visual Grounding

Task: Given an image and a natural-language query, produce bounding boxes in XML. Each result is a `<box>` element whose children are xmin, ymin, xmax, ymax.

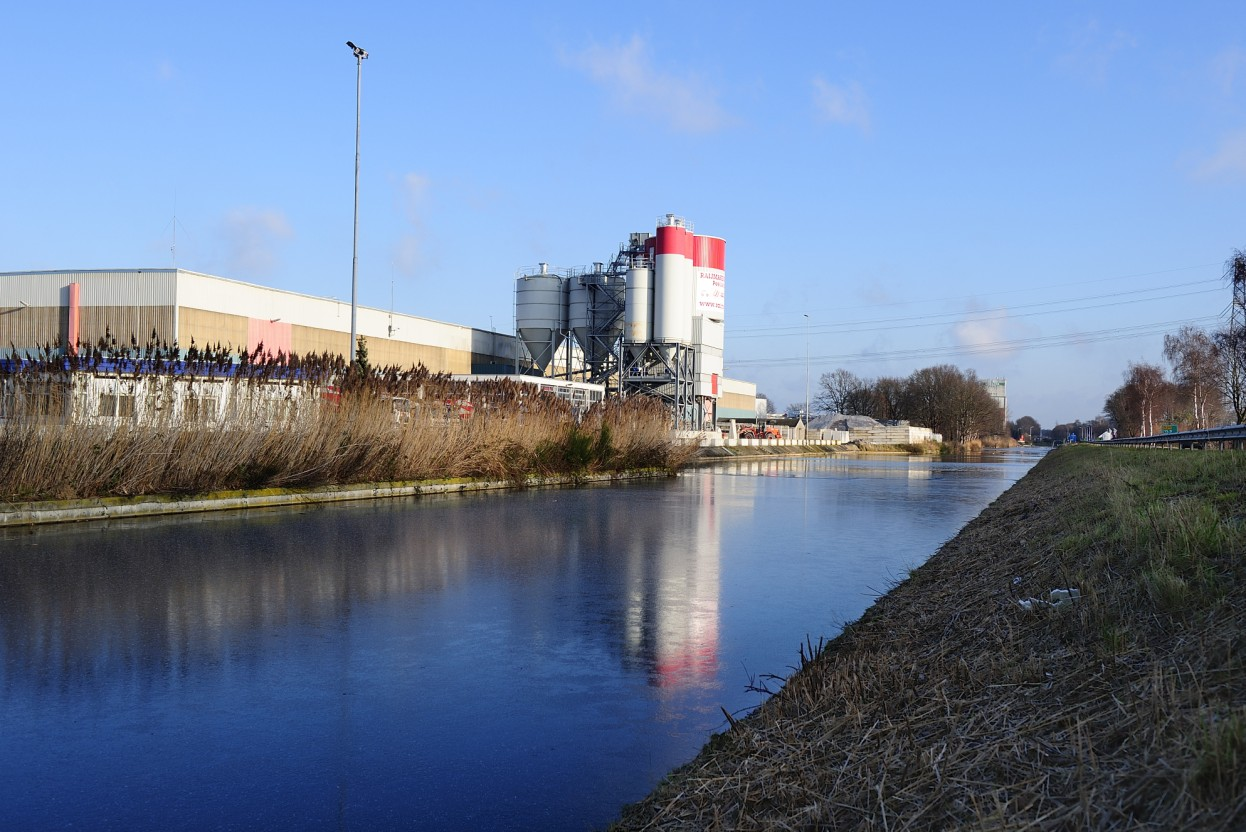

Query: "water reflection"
<box><xmin>0</xmin><ymin>485</ymin><xmax>726</xmax><ymax>699</ymax></box>
<box><xmin>0</xmin><ymin>451</ymin><xmax>1041</xmax><ymax>831</ymax></box>
<box><xmin>714</xmin><ymin>455</ymin><xmax>937</xmax><ymax>479</ymax></box>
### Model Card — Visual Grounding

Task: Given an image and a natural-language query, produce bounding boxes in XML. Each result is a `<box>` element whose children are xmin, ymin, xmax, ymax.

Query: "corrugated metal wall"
<box><xmin>179</xmin><ymin>308</ymin><xmax>248</xmax><ymax>349</ymax></box>
<box><xmin>78</xmin><ymin>306</ymin><xmax>176</xmax><ymax>347</ymax></box>
<box><xmin>0</xmin><ymin>307</ymin><xmax>62</xmax><ymax>352</ymax></box>
<box><xmin>1</xmin><ymin>271</ymin><xmax>177</xmax><ymax>351</ymax></box>
<box><xmin>3</xmin><ymin>270</ymin><xmax>476</xmax><ymax>373</ymax></box>
<box><xmin>291</xmin><ymin>323</ymin><xmax>470</xmax><ymax>372</ymax></box>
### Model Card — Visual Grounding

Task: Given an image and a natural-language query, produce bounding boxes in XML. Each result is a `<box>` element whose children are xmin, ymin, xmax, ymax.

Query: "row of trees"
<box><xmin>1103</xmin><ymin>329</ymin><xmax>1229</xmax><ymax>437</ymax></box>
<box><xmin>1101</xmin><ymin>251</ymin><xmax>1246</xmax><ymax>436</ymax></box>
<box><xmin>805</xmin><ymin>364</ymin><xmax>1003</xmax><ymax>443</ymax></box>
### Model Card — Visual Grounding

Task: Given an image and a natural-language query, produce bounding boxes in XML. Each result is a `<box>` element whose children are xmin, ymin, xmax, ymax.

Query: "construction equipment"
<box><xmin>738</xmin><ymin>424</ymin><xmax>782</xmax><ymax>440</ymax></box>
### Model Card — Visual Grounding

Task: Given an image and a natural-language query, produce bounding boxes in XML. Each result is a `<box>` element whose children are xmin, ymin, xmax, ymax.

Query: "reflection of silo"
<box><xmin>515</xmin><ymin>267</ymin><xmax>567</xmax><ymax>372</ymax></box>
<box><xmin>652</xmin><ymin>215</ymin><xmax>694</xmax><ymax>344</ymax></box>
<box><xmin>624</xmin><ymin>263</ymin><xmax>652</xmax><ymax>344</ymax></box>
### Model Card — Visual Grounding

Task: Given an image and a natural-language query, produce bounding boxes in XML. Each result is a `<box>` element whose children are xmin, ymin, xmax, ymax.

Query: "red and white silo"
<box><xmin>651</xmin><ymin>214</ymin><xmax>694</xmax><ymax>344</ymax></box>
<box><xmin>692</xmin><ymin>235</ymin><xmax>726</xmax><ymax>323</ymax></box>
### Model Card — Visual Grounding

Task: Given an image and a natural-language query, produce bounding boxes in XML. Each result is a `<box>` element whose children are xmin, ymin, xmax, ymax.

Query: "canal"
<box><xmin>0</xmin><ymin>450</ymin><xmax>1044</xmax><ymax>831</ymax></box>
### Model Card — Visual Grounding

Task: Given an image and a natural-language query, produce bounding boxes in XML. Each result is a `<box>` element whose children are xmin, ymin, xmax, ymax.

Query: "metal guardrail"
<box><xmin>1102</xmin><ymin>424</ymin><xmax>1246</xmax><ymax>448</ymax></box>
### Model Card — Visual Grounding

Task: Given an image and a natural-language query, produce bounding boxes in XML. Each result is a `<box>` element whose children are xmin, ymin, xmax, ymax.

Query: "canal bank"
<box><xmin>2</xmin><ymin>442</ymin><xmax>920</xmax><ymax>527</ymax></box>
<box><xmin>0</xmin><ymin>470</ymin><xmax>672</xmax><ymax>527</ymax></box>
<box><xmin>611</xmin><ymin>446</ymin><xmax>1246</xmax><ymax>830</ymax></box>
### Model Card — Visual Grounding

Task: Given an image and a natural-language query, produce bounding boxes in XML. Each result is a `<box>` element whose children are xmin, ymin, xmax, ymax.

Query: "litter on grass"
<box><xmin>1017</xmin><ymin>587</ymin><xmax>1081</xmax><ymax>611</ymax></box>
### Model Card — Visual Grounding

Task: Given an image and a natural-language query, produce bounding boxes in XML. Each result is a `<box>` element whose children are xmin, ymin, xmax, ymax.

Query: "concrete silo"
<box><xmin>514</xmin><ymin>264</ymin><xmax>567</xmax><ymax>373</ymax></box>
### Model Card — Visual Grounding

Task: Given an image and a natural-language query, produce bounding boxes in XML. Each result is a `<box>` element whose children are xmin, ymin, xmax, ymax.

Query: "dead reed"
<box><xmin>0</xmin><ymin>343</ymin><xmax>688</xmax><ymax>501</ymax></box>
<box><xmin>611</xmin><ymin>446</ymin><xmax>1246</xmax><ymax>831</ymax></box>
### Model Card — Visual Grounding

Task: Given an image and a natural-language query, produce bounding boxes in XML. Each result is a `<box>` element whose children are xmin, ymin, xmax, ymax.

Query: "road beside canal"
<box><xmin>611</xmin><ymin>446</ymin><xmax>1246</xmax><ymax>831</ymax></box>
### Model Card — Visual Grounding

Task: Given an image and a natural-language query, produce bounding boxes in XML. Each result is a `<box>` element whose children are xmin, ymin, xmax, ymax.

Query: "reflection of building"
<box><xmin>620</xmin><ymin>493</ymin><xmax>720</xmax><ymax>688</ymax></box>
<box><xmin>646</xmin><ymin>472</ymin><xmax>720</xmax><ymax>689</ymax></box>
<box><xmin>0</xmin><ymin>484</ymin><xmax>728</xmax><ymax>696</ymax></box>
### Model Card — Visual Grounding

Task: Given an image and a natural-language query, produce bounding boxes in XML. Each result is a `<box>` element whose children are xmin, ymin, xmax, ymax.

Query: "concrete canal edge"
<box><xmin>0</xmin><ymin>470</ymin><xmax>671</xmax><ymax>528</ymax></box>
<box><xmin>1</xmin><ymin>445</ymin><xmax>936</xmax><ymax>527</ymax></box>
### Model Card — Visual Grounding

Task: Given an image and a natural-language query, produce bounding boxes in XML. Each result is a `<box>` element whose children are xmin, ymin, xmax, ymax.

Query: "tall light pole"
<box><xmin>803</xmin><ymin>313</ymin><xmax>811</xmax><ymax>435</ymax></box>
<box><xmin>347</xmin><ymin>41</ymin><xmax>368</xmax><ymax>366</ymax></box>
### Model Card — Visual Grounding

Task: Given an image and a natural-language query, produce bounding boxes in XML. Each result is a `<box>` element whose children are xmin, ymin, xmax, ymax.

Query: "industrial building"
<box><xmin>514</xmin><ymin>214</ymin><xmax>752</xmax><ymax>429</ymax></box>
<box><xmin>0</xmin><ymin>213</ymin><xmax>758</xmax><ymax>429</ymax></box>
<box><xmin>0</xmin><ymin>268</ymin><xmax>521</xmax><ymax>374</ymax></box>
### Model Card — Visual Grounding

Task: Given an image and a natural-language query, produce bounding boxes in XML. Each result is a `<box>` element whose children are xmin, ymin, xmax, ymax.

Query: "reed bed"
<box><xmin>611</xmin><ymin>446</ymin><xmax>1246</xmax><ymax>831</ymax></box>
<box><xmin>0</xmin><ymin>344</ymin><xmax>693</xmax><ymax>501</ymax></box>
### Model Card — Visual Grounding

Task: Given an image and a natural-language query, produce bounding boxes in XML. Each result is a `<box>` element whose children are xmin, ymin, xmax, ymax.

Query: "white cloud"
<box><xmin>1190</xmin><ymin>128</ymin><xmax>1246</xmax><ymax>181</ymax></box>
<box><xmin>398</xmin><ymin>172</ymin><xmax>430</xmax><ymax>225</ymax></box>
<box><xmin>392</xmin><ymin>234</ymin><xmax>424</xmax><ymax>277</ymax></box>
<box><xmin>392</xmin><ymin>172</ymin><xmax>431</xmax><ymax>276</ymax></box>
<box><xmin>567</xmin><ymin>35</ymin><xmax>730</xmax><ymax>133</ymax></box>
<box><xmin>220</xmin><ymin>208</ymin><xmax>293</xmax><ymax>276</ymax></box>
<box><xmin>951</xmin><ymin>308</ymin><xmax>1036</xmax><ymax>358</ymax></box>
<box><xmin>1211</xmin><ymin>47</ymin><xmax>1246</xmax><ymax>97</ymax></box>
<box><xmin>1054</xmin><ymin>19</ymin><xmax>1137</xmax><ymax>86</ymax></box>
<box><xmin>812</xmin><ymin>77</ymin><xmax>871</xmax><ymax>134</ymax></box>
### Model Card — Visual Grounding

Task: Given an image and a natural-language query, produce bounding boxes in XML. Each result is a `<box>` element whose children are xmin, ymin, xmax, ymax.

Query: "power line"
<box><xmin>729</xmin><ymin>261</ymin><xmax>1222</xmax><ymax>320</ymax></box>
<box><xmin>729</xmin><ymin>279</ymin><xmax>1222</xmax><ymax>338</ymax></box>
<box><xmin>727</xmin><ymin>315</ymin><xmax>1223</xmax><ymax>368</ymax></box>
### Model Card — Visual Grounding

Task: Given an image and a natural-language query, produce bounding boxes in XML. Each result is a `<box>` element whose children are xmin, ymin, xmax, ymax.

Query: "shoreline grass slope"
<box><xmin>611</xmin><ymin>446</ymin><xmax>1245</xmax><ymax>831</ymax></box>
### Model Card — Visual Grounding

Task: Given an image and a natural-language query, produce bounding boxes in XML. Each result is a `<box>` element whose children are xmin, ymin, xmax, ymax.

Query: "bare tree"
<box><xmin>871</xmin><ymin>376</ymin><xmax>906</xmax><ymax>421</ymax></box>
<box><xmin>814</xmin><ymin>369</ymin><xmax>869</xmax><ymax>414</ymax></box>
<box><xmin>1216</xmin><ymin>327</ymin><xmax>1246</xmax><ymax>423</ymax></box>
<box><xmin>1163</xmin><ymin>326</ymin><xmax>1223</xmax><ymax>429</ymax></box>
<box><xmin>1109</xmin><ymin>363</ymin><xmax>1175</xmax><ymax>436</ymax></box>
<box><xmin>1104</xmin><ymin>385</ymin><xmax>1140</xmax><ymax>437</ymax></box>
<box><xmin>1014</xmin><ymin>415</ymin><xmax>1040</xmax><ymax>441</ymax></box>
<box><xmin>898</xmin><ymin>365</ymin><xmax>1001</xmax><ymax>443</ymax></box>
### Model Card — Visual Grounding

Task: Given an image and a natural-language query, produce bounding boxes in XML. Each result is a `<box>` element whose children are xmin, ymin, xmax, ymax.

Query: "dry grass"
<box><xmin>0</xmin><ymin>351</ymin><xmax>691</xmax><ymax>501</ymax></box>
<box><xmin>611</xmin><ymin>446</ymin><xmax>1246</xmax><ymax>831</ymax></box>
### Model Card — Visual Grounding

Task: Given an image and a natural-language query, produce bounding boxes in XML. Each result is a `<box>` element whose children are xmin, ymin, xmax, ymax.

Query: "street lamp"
<box><xmin>346</xmin><ymin>40</ymin><xmax>368</xmax><ymax>365</ymax></box>
<box><xmin>803</xmin><ymin>313</ymin><xmax>811</xmax><ymax>435</ymax></box>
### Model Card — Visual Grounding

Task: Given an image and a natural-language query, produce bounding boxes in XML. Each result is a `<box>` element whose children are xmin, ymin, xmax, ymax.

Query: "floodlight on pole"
<box><xmin>347</xmin><ymin>40</ymin><xmax>368</xmax><ymax>365</ymax></box>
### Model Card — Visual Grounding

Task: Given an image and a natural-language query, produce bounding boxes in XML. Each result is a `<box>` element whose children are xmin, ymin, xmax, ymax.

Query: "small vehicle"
<box><xmin>738</xmin><ymin>424</ymin><xmax>782</xmax><ymax>440</ymax></box>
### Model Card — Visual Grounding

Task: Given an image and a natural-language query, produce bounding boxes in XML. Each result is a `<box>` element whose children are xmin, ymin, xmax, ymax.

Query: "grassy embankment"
<box><xmin>0</xmin><ymin>369</ymin><xmax>695</xmax><ymax>502</ymax></box>
<box><xmin>612</xmin><ymin>446</ymin><xmax>1245</xmax><ymax>831</ymax></box>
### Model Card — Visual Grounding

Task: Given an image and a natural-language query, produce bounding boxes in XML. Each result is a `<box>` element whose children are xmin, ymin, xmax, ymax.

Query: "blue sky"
<box><xmin>4</xmin><ymin>2</ymin><xmax>1244</xmax><ymax>427</ymax></box>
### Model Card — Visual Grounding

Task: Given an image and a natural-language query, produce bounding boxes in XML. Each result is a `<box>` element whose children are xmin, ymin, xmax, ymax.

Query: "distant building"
<box><xmin>984</xmin><ymin>378</ymin><xmax>1007</xmax><ymax>429</ymax></box>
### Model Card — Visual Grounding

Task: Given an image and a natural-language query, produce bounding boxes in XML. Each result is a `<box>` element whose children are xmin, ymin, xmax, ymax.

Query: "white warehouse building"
<box><xmin>0</xmin><ymin>268</ymin><xmax>523</xmax><ymax>375</ymax></box>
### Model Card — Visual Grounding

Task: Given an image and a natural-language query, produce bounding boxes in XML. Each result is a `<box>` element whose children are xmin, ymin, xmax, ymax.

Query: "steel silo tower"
<box><xmin>514</xmin><ymin>265</ymin><xmax>567</xmax><ymax>373</ymax></box>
